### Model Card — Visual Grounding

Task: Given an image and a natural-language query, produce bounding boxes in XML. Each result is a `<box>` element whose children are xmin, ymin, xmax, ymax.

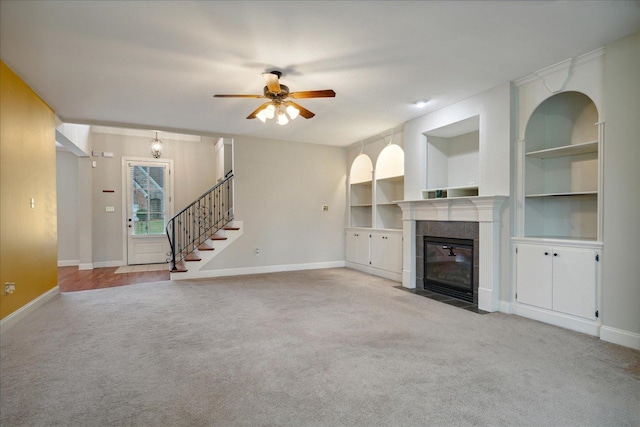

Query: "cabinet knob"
<box><xmin>554</xmin><ymin>253</ymin><xmax>558</xmax><ymax>257</ymax></box>
<box><xmin>544</xmin><ymin>252</ymin><xmax>549</xmax><ymax>256</ymax></box>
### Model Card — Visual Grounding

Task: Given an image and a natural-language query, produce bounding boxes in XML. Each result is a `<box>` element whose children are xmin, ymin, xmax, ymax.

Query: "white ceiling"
<box><xmin>2</xmin><ymin>1</ymin><xmax>639</xmax><ymax>147</ymax></box>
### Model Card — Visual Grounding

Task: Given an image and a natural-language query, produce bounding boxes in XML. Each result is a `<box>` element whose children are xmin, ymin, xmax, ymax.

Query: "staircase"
<box><xmin>166</xmin><ymin>172</ymin><xmax>243</xmax><ymax>279</ymax></box>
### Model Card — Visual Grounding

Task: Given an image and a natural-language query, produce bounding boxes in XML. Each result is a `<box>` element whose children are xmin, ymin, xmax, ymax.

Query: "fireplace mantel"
<box><xmin>397</xmin><ymin>196</ymin><xmax>507</xmax><ymax>223</ymax></box>
<box><xmin>398</xmin><ymin>196</ymin><xmax>508</xmax><ymax>312</ymax></box>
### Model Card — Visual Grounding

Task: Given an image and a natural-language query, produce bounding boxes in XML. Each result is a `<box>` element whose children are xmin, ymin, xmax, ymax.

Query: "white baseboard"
<box><xmin>499</xmin><ymin>300</ymin><xmax>514</xmax><ymax>314</ymax></box>
<box><xmin>78</xmin><ymin>263</ymin><xmax>94</xmax><ymax>270</ymax></box>
<box><xmin>58</xmin><ymin>259</ymin><xmax>79</xmax><ymax>267</ymax></box>
<box><xmin>345</xmin><ymin>262</ymin><xmax>402</xmax><ymax>282</ymax></box>
<box><xmin>600</xmin><ymin>325</ymin><xmax>640</xmax><ymax>350</ymax></box>
<box><xmin>0</xmin><ymin>286</ymin><xmax>60</xmax><ymax>333</ymax></box>
<box><xmin>172</xmin><ymin>260</ymin><xmax>346</xmax><ymax>280</ymax></box>
<box><xmin>93</xmin><ymin>260</ymin><xmax>125</xmax><ymax>268</ymax></box>
<box><xmin>514</xmin><ymin>303</ymin><xmax>601</xmax><ymax>337</ymax></box>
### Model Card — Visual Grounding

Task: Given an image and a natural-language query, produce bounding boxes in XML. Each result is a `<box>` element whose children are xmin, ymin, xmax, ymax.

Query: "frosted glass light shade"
<box><xmin>265</xmin><ymin>104</ymin><xmax>275</xmax><ymax>119</ymax></box>
<box><xmin>277</xmin><ymin>110</ymin><xmax>289</xmax><ymax>125</ymax></box>
<box><xmin>286</xmin><ymin>105</ymin><xmax>300</xmax><ymax>120</ymax></box>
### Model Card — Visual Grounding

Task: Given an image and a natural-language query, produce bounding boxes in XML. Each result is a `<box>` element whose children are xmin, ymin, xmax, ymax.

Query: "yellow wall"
<box><xmin>0</xmin><ymin>61</ymin><xmax>57</xmax><ymax>320</ymax></box>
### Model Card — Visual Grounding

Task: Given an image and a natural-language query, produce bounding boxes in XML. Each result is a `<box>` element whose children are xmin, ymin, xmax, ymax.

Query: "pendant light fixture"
<box><xmin>150</xmin><ymin>132</ymin><xmax>163</xmax><ymax>158</ymax></box>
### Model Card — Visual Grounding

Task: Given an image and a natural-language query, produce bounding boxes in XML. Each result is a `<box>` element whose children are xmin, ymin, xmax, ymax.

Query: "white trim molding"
<box><xmin>0</xmin><ymin>286</ymin><xmax>60</xmax><ymax>333</ymax></box>
<box><xmin>600</xmin><ymin>326</ymin><xmax>640</xmax><ymax>350</ymax></box>
<box><xmin>172</xmin><ymin>260</ymin><xmax>346</xmax><ymax>280</ymax></box>
<box><xmin>58</xmin><ymin>259</ymin><xmax>80</xmax><ymax>267</ymax></box>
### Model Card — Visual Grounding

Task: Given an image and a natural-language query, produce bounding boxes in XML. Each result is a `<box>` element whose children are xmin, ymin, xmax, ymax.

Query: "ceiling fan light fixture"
<box><xmin>277</xmin><ymin>109</ymin><xmax>289</xmax><ymax>125</ymax></box>
<box><xmin>256</xmin><ymin>109</ymin><xmax>268</xmax><ymax>123</ymax></box>
<box><xmin>265</xmin><ymin>104</ymin><xmax>276</xmax><ymax>119</ymax></box>
<box><xmin>286</xmin><ymin>104</ymin><xmax>300</xmax><ymax>120</ymax></box>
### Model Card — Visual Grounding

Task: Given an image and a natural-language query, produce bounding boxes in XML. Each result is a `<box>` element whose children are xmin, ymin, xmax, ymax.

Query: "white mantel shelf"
<box><xmin>397</xmin><ymin>195</ymin><xmax>508</xmax><ymax>223</ymax></box>
<box><xmin>397</xmin><ymin>195</ymin><xmax>509</xmax><ymax>313</ymax></box>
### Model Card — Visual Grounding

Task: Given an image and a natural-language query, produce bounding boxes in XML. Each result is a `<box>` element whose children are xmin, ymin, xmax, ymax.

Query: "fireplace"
<box><xmin>415</xmin><ymin>220</ymin><xmax>480</xmax><ymax>305</ymax></box>
<box><xmin>424</xmin><ymin>236</ymin><xmax>474</xmax><ymax>302</ymax></box>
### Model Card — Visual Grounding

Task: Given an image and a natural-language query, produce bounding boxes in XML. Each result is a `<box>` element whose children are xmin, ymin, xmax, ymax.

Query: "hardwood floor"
<box><xmin>58</xmin><ymin>266</ymin><xmax>170</xmax><ymax>292</ymax></box>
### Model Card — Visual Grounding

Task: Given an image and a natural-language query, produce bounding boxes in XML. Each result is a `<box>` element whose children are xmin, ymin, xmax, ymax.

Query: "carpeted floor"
<box><xmin>1</xmin><ymin>268</ymin><xmax>638</xmax><ymax>426</ymax></box>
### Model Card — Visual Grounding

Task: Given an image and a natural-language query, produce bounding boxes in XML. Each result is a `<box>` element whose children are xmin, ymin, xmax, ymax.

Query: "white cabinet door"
<box><xmin>356</xmin><ymin>233</ymin><xmax>370</xmax><ymax>265</ymax></box>
<box><xmin>370</xmin><ymin>233</ymin><xmax>386</xmax><ymax>270</ymax></box>
<box><xmin>552</xmin><ymin>248</ymin><xmax>597</xmax><ymax>319</ymax></box>
<box><xmin>516</xmin><ymin>243</ymin><xmax>553</xmax><ymax>310</ymax></box>
<box><xmin>385</xmin><ymin>233</ymin><xmax>403</xmax><ymax>273</ymax></box>
<box><xmin>370</xmin><ymin>232</ymin><xmax>402</xmax><ymax>273</ymax></box>
<box><xmin>346</xmin><ymin>231</ymin><xmax>370</xmax><ymax>266</ymax></box>
<box><xmin>345</xmin><ymin>231</ymin><xmax>358</xmax><ymax>263</ymax></box>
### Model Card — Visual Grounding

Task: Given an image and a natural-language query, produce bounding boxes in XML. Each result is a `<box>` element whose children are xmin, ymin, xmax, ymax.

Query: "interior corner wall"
<box><xmin>56</xmin><ymin>150</ymin><xmax>80</xmax><ymax>264</ymax></box>
<box><xmin>0</xmin><ymin>61</ymin><xmax>57</xmax><ymax>320</ymax></box>
<box><xmin>201</xmin><ymin>136</ymin><xmax>347</xmax><ymax>271</ymax></box>
<box><xmin>602</xmin><ymin>31</ymin><xmax>640</xmax><ymax>345</ymax></box>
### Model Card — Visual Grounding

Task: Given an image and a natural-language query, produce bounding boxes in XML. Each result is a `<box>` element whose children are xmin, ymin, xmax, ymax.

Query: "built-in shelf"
<box><xmin>525</xmin><ymin>140</ymin><xmax>598</xmax><ymax>159</ymax></box>
<box><xmin>525</xmin><ymin>191</ymin><xmax>597</xmax><ymax>198</ymax></box>
<box><xmin>422</xmin><ymin>185</ymin><xmax>479</xmax><ymax>200</ymax></box>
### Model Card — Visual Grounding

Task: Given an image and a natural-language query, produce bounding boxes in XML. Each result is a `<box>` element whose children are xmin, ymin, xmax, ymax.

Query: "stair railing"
<box><xmin>166</xmin><ymin>171</ymin><xmax>234</xmax><ymax>271</ymax></box>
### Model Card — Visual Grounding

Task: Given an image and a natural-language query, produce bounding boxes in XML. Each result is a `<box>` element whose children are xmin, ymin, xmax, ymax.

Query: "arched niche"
<box><xmin>350</xmin><ymin>154</ymin><xmax>373</xmax><ymax>184</ymax></box>
<box><xmin>525</xmin><ymin>91</ymin><xmax>599</xmax><ymax>152</ymax></box>
<box><xmin>375</xmin><ymin>144</ymin><xmax>404</xmax><ymax>180</ymax></box>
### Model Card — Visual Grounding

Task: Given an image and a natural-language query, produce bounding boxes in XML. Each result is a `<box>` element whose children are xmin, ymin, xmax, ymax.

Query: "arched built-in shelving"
<box><xmin>349</xmin><ymin>154</ymin><xmax>373</xmax><ymax>228</ymax></box>
<box><xmin>375</xmin><ymin>144</ymin><xmax>405</xmax><ymax>229</ymax></box>
<box><xmin>522</xmin><ymin>91</ymin><xmax>601</xmax><ymax>241</ymax></box>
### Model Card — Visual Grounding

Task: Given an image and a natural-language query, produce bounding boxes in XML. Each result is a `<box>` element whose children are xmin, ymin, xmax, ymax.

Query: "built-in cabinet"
<box><xmin>345</xmin><ymin>229</ymin><xmax>403</xmax><ymax>281</ymax></box>
<box><xmin>515</xmin><ymin>241</ymin><xmax>598</xmax><ymax>320</ymax></box>
<box><xmin>347</xmin><ymin>144</ymin><xmax>405</xmax><ymax>281</ymax></box>
<box><xmin>513</xmin><ymin>51</ymin><xmax>604</xmax><ymax>336</ymax></box>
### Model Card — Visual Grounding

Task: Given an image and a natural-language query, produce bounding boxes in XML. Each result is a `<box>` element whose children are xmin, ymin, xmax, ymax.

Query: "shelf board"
<box><xmin>525</xmin><ymin>141</ymin><xmax>598</xmax><ymax>159</ymax></box>
<box><xmin>350</xmin><ymin>204</ymin><xmax>372</xmax><ymax>207</ymax></box>
<box><xmin>423</xmin><ymin>184</ymin><xmax>478</xmax><ymax>192</ymax></box>
<box><xmin>376</xmin><ymin>175</ymin><xmax>404</xmax><ymax>183</ymax></box>
<box><xmin>525</xmin><ymin>191</ymin><xmax>597</xmax><ymax>198</ymax></box>
<box><xmin>377</xmin><ymin>202</ymin><xmax>401</xmax><ymax>206</ymax></box>
<box><xmin>523</xmin><ymin>235</ymin><xmax>598</xmax><ymax>242</ymax></box>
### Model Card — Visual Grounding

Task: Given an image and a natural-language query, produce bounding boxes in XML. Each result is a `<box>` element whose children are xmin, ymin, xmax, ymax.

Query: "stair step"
<box><xmin>198</xmin><ymin>243</ymin><xmax>215</xmax><ymax>251</ymax></box>
<box><xmin>184</xmin><ymin>252</ymin><xmax>201</xmax><ymax>262</ymax></box>
<box><xmin>171</xmin><ymin>261</ymin><xmax>188</xmax><ymax>273</ymax></box>
<box><xmin>209</xmin><ymin>236</ymin><xmax>228</xmax><ymax>241</ymax></box>
<box><xmin>224</xmin><ymin>226</ymin><xmax>240</xmax><ymax>231</ymax></box>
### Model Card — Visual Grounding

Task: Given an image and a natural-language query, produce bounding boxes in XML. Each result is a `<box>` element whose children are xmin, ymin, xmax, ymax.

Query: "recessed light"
<box><xmin>414</xmin><ymin>99</ymin><xmax>430</xmax><ymax>108</ymax></box>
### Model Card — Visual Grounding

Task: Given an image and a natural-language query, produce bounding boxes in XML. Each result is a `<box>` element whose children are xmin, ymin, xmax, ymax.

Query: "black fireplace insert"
<box><xmin>424</xmin><ymin>236</ymin><xmax>474</xmax><ymax>302</ymax></box>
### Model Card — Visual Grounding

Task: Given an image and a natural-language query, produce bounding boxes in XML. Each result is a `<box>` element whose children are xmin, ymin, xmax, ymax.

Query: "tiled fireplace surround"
<box><xmin>398</xmin><ymin>196</ymin><xmax>507</xmax><ymax>312</ymax></box>
<box><xmin>416</xmin><ymin>221</ymin><xmax>479</xmax><ymax>304</ymax></box>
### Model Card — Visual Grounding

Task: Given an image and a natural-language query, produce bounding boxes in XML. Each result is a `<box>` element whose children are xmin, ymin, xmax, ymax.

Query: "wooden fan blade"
<box><xmin>288</xmin><ymin>89</ymin><xmax>336</xmax><ymax>99</ymax></box>
<box><xmin>246</xmin><ymin>102</ymin><xmax>272</xmax><ymax>119</ymax></box>
<box><xmin>213</xmin><ymin>94</ymin><xmax>265</xmax><ymax>98</ymax></box>
<box><xmin>262</xmin><ymin>73</ymin><xmax>281</xmax><ymax>94</ymax></box>
<box><xmin>286</xmin><ymin>101</ymin><xmax>315</xmax><ymax>119</ymax></box>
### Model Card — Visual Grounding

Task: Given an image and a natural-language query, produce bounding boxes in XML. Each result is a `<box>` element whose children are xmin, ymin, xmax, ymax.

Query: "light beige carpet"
<box><xmin>1</xmin><ymin>268</ymin><xmax>638</xmax><ymax>426</ymax></box>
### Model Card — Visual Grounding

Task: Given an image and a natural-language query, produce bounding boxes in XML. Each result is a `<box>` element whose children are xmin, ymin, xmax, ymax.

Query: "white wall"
<box><xmin>56</xmin><ymin>150</ymin><xmax>79</xmax><ymax>265</ymax></box>
<box><xmin>201</xmin><ymin>136</ymin><xmax>347</xmax><ymax>271</ymax></box>
<box><xmin>89</xmin><ymin>128</ymin><xmax>218</xmax><ymax>265</ymax></box>
<box><xmin>601</xmin><ymin>31</ymin><xmax>640</xmax><ymax>348</ymax></box>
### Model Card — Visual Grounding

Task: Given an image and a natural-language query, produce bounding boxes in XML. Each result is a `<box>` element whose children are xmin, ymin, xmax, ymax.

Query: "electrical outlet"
<box><xmin>255</xmin><ymin>248</ymin><xmax>260</xmax><ymax>256</ymax></box>
<box><xmin>5</xmin><ymin>282</ymin><xmax>15</xmax><ymax>295</ymax></box>
<box><xmin>322</xmin><ymin>204</ymin><xmax>329</xmax><ymax>211</ymax></box>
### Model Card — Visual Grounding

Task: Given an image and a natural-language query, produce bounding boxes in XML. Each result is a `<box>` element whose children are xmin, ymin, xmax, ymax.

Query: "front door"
<box><xmin>125</xmin><ymin>159</ymin><xmax>173</xmax><ymax>265</ymax></box>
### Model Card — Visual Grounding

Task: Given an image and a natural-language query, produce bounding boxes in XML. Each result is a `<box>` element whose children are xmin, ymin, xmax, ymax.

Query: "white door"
<box><xmin>126</xmin><ymin>160</ymin><xmax>173</xmax><ymax>265</ymax></box>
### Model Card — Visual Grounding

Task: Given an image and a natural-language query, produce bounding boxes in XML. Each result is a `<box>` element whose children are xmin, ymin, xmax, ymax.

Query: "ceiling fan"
<box><xmin>213</xmin><ymin>71</ymin><xmax>336</xmax><ymax>125</ymax></box>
